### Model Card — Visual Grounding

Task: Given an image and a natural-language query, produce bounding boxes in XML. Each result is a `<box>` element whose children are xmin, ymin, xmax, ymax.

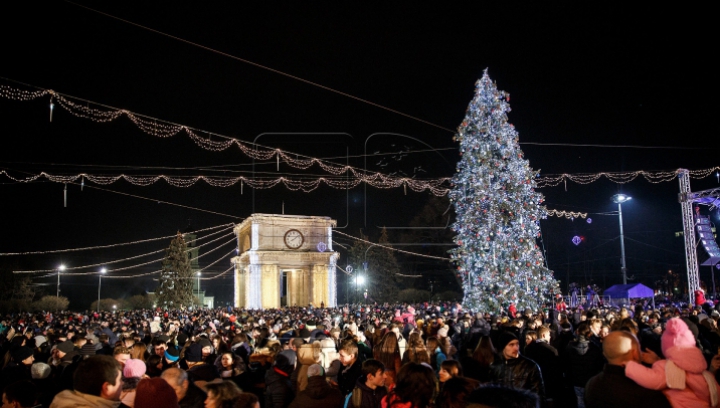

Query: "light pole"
<box><xmin>355</xmin><ymin>275</ymin><xmax>365</xmax><ymax>303</ymax></box>
<box><xmin>612</xmin><ymin>194</ymin><xmax>632</xmax><ymax>285</ymax></box>
<box><xmin>57</xmin><ymin>264</ymin><xmax>66</xmax><ymax>297</ymax></box>
<box><xmin>97</xmin><ymin>268</ymin><xmax>106</xmax><ymax>312</ymax></box>
<box><xmin>196</xmin><ymin>272</ymin><xmax>201</xmax><ymax>306</ymax></box>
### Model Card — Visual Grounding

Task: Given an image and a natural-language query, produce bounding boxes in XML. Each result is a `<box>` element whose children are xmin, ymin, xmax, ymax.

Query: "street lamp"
<box><xmin>97</xmin><ymin>268</ymin><xmax>106</xmax><ymax>313</ymax></box>
<box><xmin>612</xmin><ymin>194</ymin><xmax>632</xmax><ymax>285</ymax></box>
<box><xmin>57</xmin><ymin>264</ymin><xmax>66</xmax><ymax>297</ymax></box>
<box><xmin>196</xmin><ymin>272</ymin><xmax>201</xmax><ymax>306</ymax></box>
<box><xmin>355</xmin><ymin>275</ymin><xmax>365</xmax><ymax>303</ymax></box>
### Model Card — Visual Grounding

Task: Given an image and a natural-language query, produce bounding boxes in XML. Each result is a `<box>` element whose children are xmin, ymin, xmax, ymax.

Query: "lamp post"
<box><xmin>355</xmin><ymin>275</ymin><xmax>365</xmax><ymax>303</ymax></box>
<box><xmin>57</xmin><ymin>264</ymin><xmax>66</xmax><ymax>297</ymax></box>
<box><xmin>98</xmin><ymin>268</ymin><xmax>106</xmax><ymax>312</ymax></box>
<box><xmin>196</xmin><ymin>272</ymin><xmax>201</xmax><ymax>306</ymax></box>
<box><xmin>612</xmin><ymin>194</ymin><xmax>632</xmax><ymax>285</ymax></box>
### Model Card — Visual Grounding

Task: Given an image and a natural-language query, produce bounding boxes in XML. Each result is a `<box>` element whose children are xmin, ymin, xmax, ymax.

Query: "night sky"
<box><xmin>1</xmin><ymin>2</ymin><xmax>718</xmax><ymax>308</ymax></box>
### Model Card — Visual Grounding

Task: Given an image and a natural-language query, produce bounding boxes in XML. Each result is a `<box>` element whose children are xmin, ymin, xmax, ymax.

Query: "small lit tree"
<box><xmin>156</xmin><ymin>232</ymin><xmax>194</xmax><ymax>308</ymax></box>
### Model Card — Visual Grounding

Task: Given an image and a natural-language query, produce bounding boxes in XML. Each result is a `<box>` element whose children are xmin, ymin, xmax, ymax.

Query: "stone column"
<box><xmin>247</xmin><ymin>264</ymin><xmax>263</xmax><ymax>309</ymax></box>
<box><xmin>261</xmin><ymin>264</ymin><xmax>280</xmax><ymax>309</ymax></box>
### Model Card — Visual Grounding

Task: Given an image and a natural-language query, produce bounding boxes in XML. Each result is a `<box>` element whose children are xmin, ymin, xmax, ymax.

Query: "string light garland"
<box><xmin>1</xmin><ymin>82</ymin><xmax>449</xmax><ymax>193</ymax></box>
<box><xmin>535</xmin><ymin>167</ymin><xmax>720</xmax><ymax>187</ymax></box>
<box><xmin>333</xmin><ymin>231</ymin><xmax>452</xmax><ymax>262</ymax></box>
<box><xmin>14</xmin><ymin>234</ymin><xmax>236</xmax><ymax>274</ymax></box>
<box><xmin>0</xmin><ymin>223</ymin><xmax>233</xmax><ymax>256</ymax></box>
<box><xmin>546</xmin><ymin>209</ymin><xmax>587</xmax><ymax>219</ymax></box>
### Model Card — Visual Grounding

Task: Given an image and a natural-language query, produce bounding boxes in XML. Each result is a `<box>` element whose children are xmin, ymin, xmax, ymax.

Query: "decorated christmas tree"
<box><xmin>156</xmin><ymin>232</ymin><xmax>194</xmax><ymax>308</ymax></box>
<box><xmin>449</xmin><ymin>70</ymin><xmax>559</xmax><ymax>313</ymax></box>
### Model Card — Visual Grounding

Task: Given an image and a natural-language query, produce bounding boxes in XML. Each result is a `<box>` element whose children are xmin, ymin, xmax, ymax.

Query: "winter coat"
<box><xmin>626</xmin><ymin>345</ymin><xmax>720</xmax><ymax>408</ymax></box>
<box><xmin>49</xmin><ymin>390</ymin><xmax>121</xmax><ymax>408</ymax></box>
<box><xmin>524</xmin><ymin>340</ymin><xmax>563</xmax><ymax>399</ymax></box>
<box><xmin>489</xmin><ymin>354</ymin><xmax>545</xmax><ymax>400</ymax></box>
<box><xmin>564</xmin><ymin>338</ymin><xmax>604</xmax><ymax>387</ymax></box>
<box><xmin>265</xmin><ymin>367</ymin><xmax>294</xmax><ymax>408</ymax></box>
<box><xmin>296</xmin><ymin>342</ymin><xmax>322</xmax><ymax>392</ymax></box>
<box><xmin>289</xmin><ymin>376</ymin><xmax>343</xmax><ymax>408</ymax></box>
<box><xmin>337</xmin><ymin>358</ymin><xmax>363</xmax><ymax>397</ymax></box>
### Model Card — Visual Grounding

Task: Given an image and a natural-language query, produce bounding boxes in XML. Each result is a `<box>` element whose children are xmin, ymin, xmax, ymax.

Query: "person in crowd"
<box><xmin>524</xmin><ymin>325</ymin><xmax>565</xmax><ymax>406</ymax></box>
<box><xmin>584</xmin><ymin>330</ymin><xmax>671</xmax><ymax>408</ymax></box>
<box><xmin>113</xmin><ymin>346</ymin><xmax>131</xmax><ymax>370</ymax></box>
<box><xmin>161</xmin><ymin>367</ymin><xmax>206</xmax><ymax>408</ymax></box>
<box><xmin>120</xmin><ymin>358</ymin><xmax>147</xmax><ymax>408</ymax></box>
<box><xmin>489</xmin><ymin>331</ymin><xmax>544</xmax><ymax>401</ymax></box>
<box><xmin>461</xmin><ymin>335</ymin><xmax>495</xmax><ymax>383</ymax></box>
<box><xmin>380</xmin><ymin>362</ymin><xmax>436</xmax><ymax>408</ymax></box>
<box><xmin>2</xmin><ymin>380</ymin><xmax>39</xmax><ymax>408</ymax></box>
<box><xmin>204</xmin><ymin>381</ymin><xmax>242</xmax><ymax>408</ymax></box>
<box><xmin>438</xmin><ymin>359</ymin><xmax>463</xmax><ymax>385</ymax></box>
<box><xmin>264</xmin><ymin>350</ymin><xmax>296</xmax><ymax>408</ymax></box>
<box><xmin>215</xmin><ymin>352</ymin><xmax>244</xmax><ymax>385</ymax></box>
<box><xmin>426</xmin><ymin>336</ymin><xmax>446</xmax><ymax>375</ymax></box>
<box><xmin>289</xmin><ymin>363</ymin><xmax>343</xmax><ymax>408</ymax></box>
<box><xmin>401</xmin><ymin>331</ymin><xmax>430</xmax><ymax>366</ymax></box>
<box><xmin>337</xmin><ymin>339</ymin><xmax>363</xmax><ymax>397</ymax></box>
<box><xmin>49</xmin><ymin>355</ymin><xmax>123</xmax><ymax>408</ymax></box>
<box><xmin>185</xmin><ymin>343</ymin><xmax>219</xmax><ymax>386</ymax></box>
<box><xmin>295</xmin><ymin>341</ymin><xmax>322</xmax><ymax>392</ymax></box>
<box><xmin>373</xmin><ymin>331</ymin><xmax>402</xmax><ymax>389</ymax></box>
<box><xmin>130</xmin><ymin>343</ymin><xmax>149</xmax><ymax>362</ymax></box>
<box><xmin>625</xmin><ymin>317</ymin><xmax>719</xmax><ymax>407</ymax></box>
<box><xmin>145</xmin><ymin>354</ymin><xmax>164</xmax><ymax>377</ymax></box>
<box><xmin>563</xmin><ymin>321</ymin><xmax>603</xmax><ymax>408</ymax></box>
<box><xmin>134</xmin><ymin>377</ymin><xmax>180</xmax><ymax>408</ymax></box>
<box><xmin>344</xmin><ymin>359</ymin><xmax>387</xmax><ymax>408</ymax></box>
<box><xmin>0</xmin><ymin>346</ymin><xmax>34</xmax><ymax>391</ymax></box>
<box><xmin>435</xmin><ymin>376</ymin><xmax>477</xmax><ymax>408</ymax></box>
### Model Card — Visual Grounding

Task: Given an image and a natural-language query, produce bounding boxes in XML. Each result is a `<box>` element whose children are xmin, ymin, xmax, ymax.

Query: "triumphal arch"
<box><xmin>231</xmin><ymin>214</ymin><xmax>339</xmax><ymax>309</ymax></box>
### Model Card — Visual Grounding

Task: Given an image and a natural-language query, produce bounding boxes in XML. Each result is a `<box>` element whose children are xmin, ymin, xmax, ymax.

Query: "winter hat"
<box><xmin>34</xmin><ymin>335</ymin><xmax>48</xmax><ymax>347</ymax></box>
<box><xmin>11</xmin><ymin>346</ymin><xmax>34</xmax><ymax>362</ymax></box>
<box><xmin>197</xmin><ymin>337</ymin><xmax>213</xmax><ymax>349</ymax></box>
<box><xmin>274</xmin><ymin>350</ymin><xmax>296</xmax><ymax>375</ymax></box>
<box><xmin>80</xmin><ymin>342</ymin><xmax>96</xmax><ymax>359</ymax></box>
<box><xmin>56</xmin><ymin>340</ymin><xmax>75</xmax><ymax>354</ymax></box>
<box><xmin>134</xmin><ymin>378</ymin><xmax>179</xmax><ymax>408</ymax></box>
<box><xmin>124</xmin><ymin>359</ymin><xmax>147</xmax><ymax>378</ymax></box>
<box><xmin>496</xmin><ymin>331</ymin><xmax>519</xmax><ymax>352</ymax></box>
<box><xmin>185</xmin><ymin>343</ymin><xmax>203</xmax><ymax>362</ymax></box>
<box><xmin>437</xmin><ymin>325</ymin><xmax>449</xmax><ymax>338</ymax></box>
<box><xmin>31</xmin><ymin>362</ymin><xmax>52</xmax><ymax>379</ymax></box>
<box><xmin>164</xmin><ymin>348</ymin><xmax>180</xmax><ymax>362</ymax></box>
<box><xmin>307</xmin><ymin>363</ymin><xmax>324</xmax><ymax>377</ymax></box>
<box><xmin>661</xmin><ymin>318</ymin><xmax>696</xmax><ymax>355</ymax></box>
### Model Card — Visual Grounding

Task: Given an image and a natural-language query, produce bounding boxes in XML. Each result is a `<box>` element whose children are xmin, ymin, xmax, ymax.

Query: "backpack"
<box><xmin>343</xmin><ymin>386</ymin><xmax>362</xmax><ymax>408</ymax></box>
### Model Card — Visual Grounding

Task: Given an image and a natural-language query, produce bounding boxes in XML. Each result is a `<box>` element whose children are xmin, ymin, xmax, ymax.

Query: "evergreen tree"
<box><xmin>156</xmin><ymin>232</ymin><xmax>194</xmax><ymax>308</ymax></box>
<box><xmin>449</xmin><ymin>70</ymin><xmax>559</xmax><ymax>313</ymax></box>
<box><xmin>349</xmin><ymin>228</ymin><xmax>400</xmax><ymax>303</ymax></box>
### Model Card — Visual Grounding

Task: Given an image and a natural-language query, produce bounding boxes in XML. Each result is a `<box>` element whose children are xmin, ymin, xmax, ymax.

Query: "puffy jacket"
<box><xmin>290</xmin><ymin>376</ymin><xmax>343</xmax><ymax>408</ymax></box>
<box><xmin>489</xmin><ymin>354</ymin><xmax>545</xmax><ymax>399</ymax></box>
<box><xmin>626</xmin><ymin>345</ymin><xmax>720</xmax><ymax>408</ymax></box>
<box><xmin>296</xmin><ymin>342</ymin><xmax>322</xmax><ymax>392</ymax></box>
<box><xmin>265</xmin><ymin>367</ymin><xmax>294</xmax><ymax>408</ymax></box>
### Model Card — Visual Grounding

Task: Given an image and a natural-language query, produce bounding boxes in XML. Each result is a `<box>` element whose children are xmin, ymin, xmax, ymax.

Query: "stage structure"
<box><xmin>678</xmin><ymin>169</ymin><xmax>720</xmax><ymax>305</ymax></box>
<box><xmin>231</xmin><ymin>214</ymin><xmax>339</xmax><ymax>309</ymax></box>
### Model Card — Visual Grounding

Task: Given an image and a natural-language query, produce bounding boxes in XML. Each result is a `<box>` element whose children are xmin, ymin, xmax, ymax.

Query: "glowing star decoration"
<box><xmin>572</xmin><ymin>236</ymin><xmax>582</xmax><ymax>246</ymax></box>
<box><xmin>317</xmin><ymin>242</ymin><xmax>327</xmax><ymax>252</ymax></box>
<box><xmin>587</xmin><ymin>218</ymin><xmax>592</xmax><ymax>224</ymax></box>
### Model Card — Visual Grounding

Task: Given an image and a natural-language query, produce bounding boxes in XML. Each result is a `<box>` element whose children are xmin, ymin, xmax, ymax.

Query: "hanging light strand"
<box><xmin>0</xmin><ymin>223</ymin><xmax>233</xmax><ymax>256</ymax></box>
<box><xmin>14</xmin><ymin>234</ymin><xmax>235</xmax><ymax>274</ymax></box>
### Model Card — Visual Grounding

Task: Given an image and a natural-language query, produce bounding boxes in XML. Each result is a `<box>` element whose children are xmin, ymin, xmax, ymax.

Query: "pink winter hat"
<box><xmin>661</xmin><ymin>317</ymin><xmax>696</xmax><ymax>354</ymax></box>
<box><xmin>123</xmin><ymin>358</ymin><xmax>146</xmax><ymax>378</ymax></box>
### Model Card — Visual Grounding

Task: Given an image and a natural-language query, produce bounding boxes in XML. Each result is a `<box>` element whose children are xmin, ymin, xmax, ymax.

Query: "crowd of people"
<box><xmin>2</xmin><ymin>298</ymin><xmax>720</xmax><ymax>408</ymax></box>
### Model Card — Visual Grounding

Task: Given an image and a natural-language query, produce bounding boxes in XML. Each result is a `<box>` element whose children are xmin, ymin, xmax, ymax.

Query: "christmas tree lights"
<box><xmin>449</xmin><ymin>70</ymin><xmax>559</xmax><ymax>313</ymax></box>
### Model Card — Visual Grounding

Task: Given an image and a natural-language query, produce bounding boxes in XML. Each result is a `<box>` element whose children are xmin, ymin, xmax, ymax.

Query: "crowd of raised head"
<box><xmin>2</xmin><ymin>298</ymin><xmax>720</xmax><ymax>407</ymax></box>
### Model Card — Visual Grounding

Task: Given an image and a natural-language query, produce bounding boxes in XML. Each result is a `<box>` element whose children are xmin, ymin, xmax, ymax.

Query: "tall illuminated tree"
<box><xmin>156</xmin><ymin>232</ymin><xmax>194</xmax><ymax>308</ymax></box>
<box><xmin>449</xmin><ymin>70</ymin><xmax>559</xmax><ymax>313</ymax></box>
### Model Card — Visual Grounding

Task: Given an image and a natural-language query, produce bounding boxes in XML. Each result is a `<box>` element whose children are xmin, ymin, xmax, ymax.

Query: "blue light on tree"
<box><xmin>572</xmin><ymin>236</ymin><xmax>582</xmax><ymax>246</ymax></box>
